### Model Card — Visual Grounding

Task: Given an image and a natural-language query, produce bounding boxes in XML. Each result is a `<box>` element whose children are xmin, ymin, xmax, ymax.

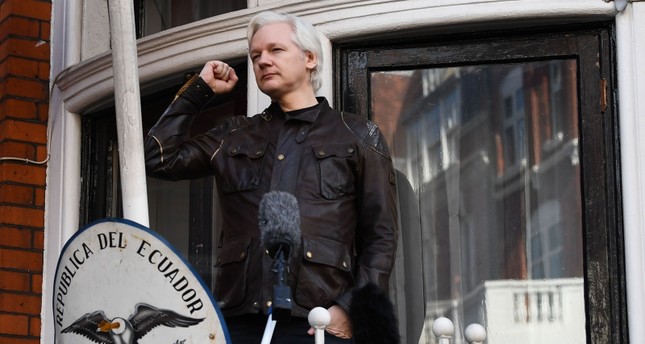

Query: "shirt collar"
<box><xmin>267</xmin><ymin>97</ymin><xmax>328</xmax><ymax>123</ymax></box>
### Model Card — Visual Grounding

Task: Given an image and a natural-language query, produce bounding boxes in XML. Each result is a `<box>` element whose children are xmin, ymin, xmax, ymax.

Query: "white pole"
<box><xmin>308</xmin><ymin>307</ymin><xmax>331</xmax><ymax>344</ymax></box>
<box><xmin>107</xmin><ymin>0</ymin><xmax>149</xmax><ymax>226</ymax></box>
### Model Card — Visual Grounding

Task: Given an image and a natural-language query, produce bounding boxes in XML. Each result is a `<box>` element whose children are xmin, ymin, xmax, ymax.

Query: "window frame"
<box><xmin>336</xmin><ymin>23</ymin><xmax>626</xmax><ymax>343</ymax></box>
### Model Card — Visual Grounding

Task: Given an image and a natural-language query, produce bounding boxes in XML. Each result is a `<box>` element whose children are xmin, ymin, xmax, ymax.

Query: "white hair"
<box><xmin>247</xmin><ymin>11</ymin><xmax>323</xmax><ymax>91</ymax></box>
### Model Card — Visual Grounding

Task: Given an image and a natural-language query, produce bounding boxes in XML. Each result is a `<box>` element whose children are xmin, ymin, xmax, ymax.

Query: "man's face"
<box><xmin>249</xmin><ymin>22</ymin><xmax>317</xmax><ymax>100</ymax></box>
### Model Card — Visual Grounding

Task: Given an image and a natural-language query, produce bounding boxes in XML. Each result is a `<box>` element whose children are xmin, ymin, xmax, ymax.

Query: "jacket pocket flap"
<box><xmin>312</xmin><ymin>144</ymin><xmax>355</xmax><ymax>159</ymax></box>
<box><xmin>227</xmin><ymin>142</ymin><xmax>267</xmax><ymax>159</ymax></box>
<box><xmin>217</xmin><ymin>236</ymin><xmax>252</xmax><ymax>266</ymax></box>
<box><xmin>302</xmin><ymin>237</ymin><xmax>352</xmax><ymax>272</ymax></box>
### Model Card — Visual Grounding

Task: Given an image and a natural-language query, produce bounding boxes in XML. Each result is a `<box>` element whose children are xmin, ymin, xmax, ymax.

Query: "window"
<box><xmin>340</xmin><ymin>25</ymin><xmax>623</xmax><ymax>343</ymax></box>
<box><xmin>81</xmin><ymin>64</ymin><xmax>248</xmax><ymax>289</ymax></box>
<box><xmin>134</xmin><ymin>0</ymin><xmax>247</xmax><ymax>37</ymax></box>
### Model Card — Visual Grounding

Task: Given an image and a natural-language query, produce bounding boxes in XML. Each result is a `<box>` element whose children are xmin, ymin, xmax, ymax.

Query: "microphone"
<box><xmin>258</xmin><ymin>191</ymin><xmax>302</xmax><ymax>322</ymax></box>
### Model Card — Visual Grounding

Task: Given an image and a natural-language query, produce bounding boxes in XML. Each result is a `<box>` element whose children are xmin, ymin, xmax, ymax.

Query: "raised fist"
<box><xmin>199</xmin><ymin>61</ymin><xmax>239</xmax><ymax>94</ymax></box>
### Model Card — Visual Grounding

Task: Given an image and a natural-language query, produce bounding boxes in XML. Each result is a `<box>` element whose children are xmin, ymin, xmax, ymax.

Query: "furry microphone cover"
<box><xmin>258</xmin><ymin>191</ymin><xmax>302</xmax><ymax>258</ymax></box>
<box><xmin>349</xmin><ymin>283</ymin><xmax>401</xmax><ymax>344</ymax></box>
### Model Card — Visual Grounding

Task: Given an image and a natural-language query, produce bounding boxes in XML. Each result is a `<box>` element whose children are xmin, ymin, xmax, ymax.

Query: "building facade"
<box><xmin>1</xmin><ymin>0</ymin><xmax>645</xmax><ymax>343</ymax></box>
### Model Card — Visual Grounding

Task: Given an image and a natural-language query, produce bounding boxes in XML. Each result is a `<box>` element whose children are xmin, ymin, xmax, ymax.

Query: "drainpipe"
<box><xmin>107</xmin><ymin>0</ymin><xmax>149</xmax><ymax>226</ymax></box>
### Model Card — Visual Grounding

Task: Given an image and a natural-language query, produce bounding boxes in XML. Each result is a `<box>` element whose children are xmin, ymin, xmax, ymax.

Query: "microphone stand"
<box><xmin>260</xmin><ymin>244</ymin><xmax>293</xmax><ymax>344</ymax></box>
<box><xmin>271</xmin><ymin>244</ymin><xmax>292</xmax><ymax>323</ymax></box>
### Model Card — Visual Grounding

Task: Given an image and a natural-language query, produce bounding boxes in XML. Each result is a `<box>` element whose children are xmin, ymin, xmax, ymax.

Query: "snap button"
<box><xmin>256</xmin><ymin>150</ymin><xmax>263</xmax><ymax>156</ymax></box>
<box><xmin>240</xmin><ymin>251</ymin><xmax>246</xmax><ymax>259</ymax></box>
<box><xmin>342</xmin><ymin>261</ymin><xmax>347</xmax><ymax>268</ymax></box>
<box><xmin>306</xmin><ymin>251</ymin><xmax>313</xmax><ymax>259</ymax></box>
<box><xmin>347</xmin><ymin>148</ymin><xmax>354</xmax><ymax>154</ymax></box>
<box><xmin>318</xmin><ymin>151</ymin><xmax>325</xmax><ymax>156</ymax></box>
<box><xmin>231</xmin><ymin>148</ymin><xmax>238</xmax><ymax>154</ymax></box>
<box><xmin>266</xmin><ymin>301</ymin><xmax>272</xmax><ymax>307</ymax></box>
<box><xmin>277</xmin><ymin>154</ymin><xmax>285</xmax><ymax>160</ymax></box>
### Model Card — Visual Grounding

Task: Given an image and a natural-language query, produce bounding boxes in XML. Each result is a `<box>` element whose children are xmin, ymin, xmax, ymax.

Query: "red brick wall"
<box><xmin>0</xmin><ymin>0</ymin><xmax>51</xmax><ymax>343</ymax></box>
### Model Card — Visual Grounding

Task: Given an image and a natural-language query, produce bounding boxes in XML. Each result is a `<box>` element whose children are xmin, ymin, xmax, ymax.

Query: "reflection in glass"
<box><xmin>135</xmin><ymin>0</ymin><xmax>247</xmax><ymax>37</ymax></box>
<box><xmin>371</xmin><ymin>61</ymin><xmax>584</xmax><ymax>343</ymax></box>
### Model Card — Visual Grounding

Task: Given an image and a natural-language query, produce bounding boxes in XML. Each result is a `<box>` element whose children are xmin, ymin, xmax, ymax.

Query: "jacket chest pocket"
<box><xmin>312</xmin><ymin>144</ymin><xmax>357</xmax><ymax>200</ymax></box>
<box><xmin>217</xmin><ymin>142</ymin><xmax>267</xmax><ymax>193</ymax></box>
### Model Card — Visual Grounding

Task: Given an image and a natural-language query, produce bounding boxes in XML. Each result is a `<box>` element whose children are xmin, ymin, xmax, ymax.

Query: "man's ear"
<box><xmin>304</xmin><ymin>50</ymin><xmax>318</xmax><ymax>70</ymax></box>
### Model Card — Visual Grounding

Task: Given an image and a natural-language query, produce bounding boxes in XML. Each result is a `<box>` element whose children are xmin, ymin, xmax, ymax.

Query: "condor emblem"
<box><xmin>53</xmin><ymin>219</ymin><xmax>230</xmax><ymax>343</ymax></box>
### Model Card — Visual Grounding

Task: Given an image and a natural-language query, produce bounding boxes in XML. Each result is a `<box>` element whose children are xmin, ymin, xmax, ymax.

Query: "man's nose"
<box><xmin>257</xmin><ymin>52</ymin><xmax>272</xmax><ymax>67</ymax></box>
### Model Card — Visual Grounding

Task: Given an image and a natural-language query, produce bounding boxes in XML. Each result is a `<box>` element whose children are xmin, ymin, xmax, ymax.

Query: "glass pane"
<box><xmin>147</xmin><ymin>177</ymin><xmax>190</xmax><ymax>255</ymax></box>
<box><xmin>138</xmin><ymin>0</ymin><xmax>247</xmax><ymax>37</ymax></box>
<box><xmin>370</xmin><ymin>60</ymin><xmax>584</xmax><ymax>343</ymax></box>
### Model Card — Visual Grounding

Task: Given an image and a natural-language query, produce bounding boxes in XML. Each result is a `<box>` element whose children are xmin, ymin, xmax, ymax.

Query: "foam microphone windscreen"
<box><xmin>258</xmin><ymin>191</ymin><xmax>302</xmax><ymax>259</ymax></box>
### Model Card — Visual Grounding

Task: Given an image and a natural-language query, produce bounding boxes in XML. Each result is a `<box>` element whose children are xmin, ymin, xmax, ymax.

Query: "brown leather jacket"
<box><xmin>145</xmin><ymin>76</ymin><xmax>398</xmax><ymax>318</ymax></box>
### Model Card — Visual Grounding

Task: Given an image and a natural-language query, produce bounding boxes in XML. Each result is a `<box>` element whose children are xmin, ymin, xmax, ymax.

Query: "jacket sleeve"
<box><xmin>335</xmin><ymin>119</ymin><xmax>399</xmax><ymax>312</ymax></box>
<box><xmin>145</xmin><ymin>75</ymin><xmax>221</xmax><ymax>180</ymax></box>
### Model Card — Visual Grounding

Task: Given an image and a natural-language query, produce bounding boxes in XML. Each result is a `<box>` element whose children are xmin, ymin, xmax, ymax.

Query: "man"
<box><xmin>145</xmin><ymin>11</ymin><xmax>398</xmax><ymax>343</ymax></box>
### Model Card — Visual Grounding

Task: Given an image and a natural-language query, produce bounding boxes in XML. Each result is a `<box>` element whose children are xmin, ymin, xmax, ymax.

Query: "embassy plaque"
<box><xmin>53</xmin><ymin>218</ymin><xmax>230</xmax><ymax>344</ymax></box>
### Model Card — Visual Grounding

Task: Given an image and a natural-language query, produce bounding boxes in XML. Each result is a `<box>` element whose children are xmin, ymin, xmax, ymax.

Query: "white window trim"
<box><xmin>616</xmin><ymin>3</ymin><xmax>645</xmax><ymax>343</ymax></box>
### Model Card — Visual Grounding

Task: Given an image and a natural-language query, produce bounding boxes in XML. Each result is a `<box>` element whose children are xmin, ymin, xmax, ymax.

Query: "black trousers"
<box><xmin>225</xmin><ymin>314</ymin><xmax>355</xmax><ymax>344</ymax></box>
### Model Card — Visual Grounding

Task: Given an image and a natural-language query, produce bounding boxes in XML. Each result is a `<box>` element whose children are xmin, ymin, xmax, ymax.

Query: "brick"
<box><xmin>1</xmin><ymin>77</ymin><xmax>47</xmax><ymax>100</ymax></box>
<box><xmin>28</xmin><ymin>316</ymin><xmax>40</xmax><ymax>336</ymax></box>
<box><xmin>36</xmin><ymin>102</ymin><xmax>48</xmax><ymax>121</ymax></box>
<box><xmin>0</xmin><ymin>0</ymin><xmax>52</xmax><ymax>22</ymax></box>
<box><xmin>33</xmin><ymin>187</ymin><xmax>44</xmax><ymax>207</ymax></box>
<box><xmin>0</xmin><ymin>248</ymin><xmax>43</xmax><ymax>271</ymax></box>
<box><xmin>0</xmin><ymin>16</ymin><xmax>40</xmax><ymax>41</ymax></box>
<box><xmin>30</xmin><ymin>273</ymin><xmax>41</xmax><ymax>293</ymax></box>
<box><xmin>0</xmin><ymin>163</ymin><xmax>46</xmax><ymax>185</ymax></box>
<box><xmin>0</xmin><ymin>56</ymin><xmax>42</xmax><ymax>80</ymax></box>
<box><xmin>0</xmin><ymin>183</ymin><xmax>35</xmax><ymax>205</ymax></box>
<box><xmin>32</xmin><ymin>230</ymin><xmax>43</xmax><ymax>250</ymax></box>
<box><xmin>0</xmin><ymin>37</ymin><xmax>50</xmax><ymax>62</ymax></box>
<box><xmin>0</xmin><ymin>336</ymin><xmax>39</xmax><ymax>344</ymax></box>
<box><xmin>0</xmin><ymin>142</ymin><xmax>38</xmax><ymax>163</ymax></box>
<box><xmin>0</xmin><ymin>206</ymin><xmax>45</xmax><ymax>228</ymax></box>
<box><xmin>0</xmin><ymin>184</ymin><xmax>36</xmax><ymax>205</ymax></box>
<box><xmin>0</xmin><ymin>98</ymin><xmax>39</xmax><ymax>119</ymax></box>
<box><xmin>35</xmin><ymin>146</ymin><xmax>47</xmax><ymax>166</ymax></box>
<box><xmin>0</xmin><ymin>227</ymin><xmax>32</xmax><ymax>248</ymax></box>
<box><xmin>39</xmin><ymin>21</ymin><xmax>49</xmax><ymax>41</ymax></box>
<box><xmin>0</xmin><ymin>270</ymin><xmax>30</xmax><ymax>291</ymax></box>
<box><xmin>37</xmin><ymin>61</ymin><xmax>48</xmax><ymax>80</ymax></box>
<box><xmin>0</xmin><ymin>292</ymin><xmax>42</xmax><ymax>314</ymax></box>
<box><xmin>0</xmin><ymin>119</ymin><xmax>47</xmax><ymax>144</ymax></box>
<box><xmin>0</xmin><ymin>313</ymin><xmax>28</xmax><ymax>335</ymax></box>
